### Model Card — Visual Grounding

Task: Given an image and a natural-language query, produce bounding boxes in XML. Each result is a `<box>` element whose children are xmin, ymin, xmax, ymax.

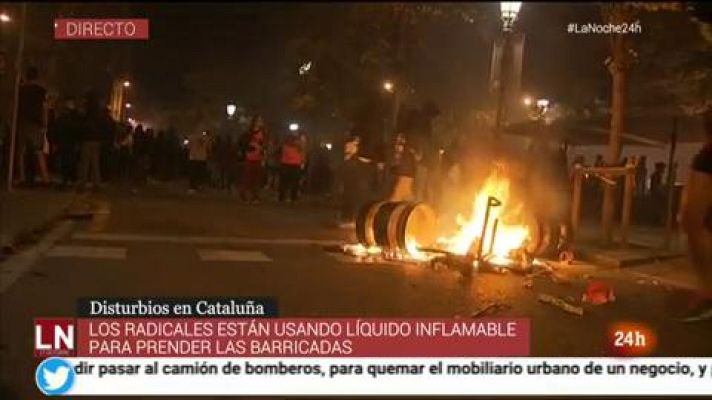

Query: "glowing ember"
<box><xmin>342</xmin><ymin>243</ymin><xmax>382</xmax><ymax>256</ymax></box>
<box><xmin>405</xmin><ymin>237</ymin><xmax>430</xmax><ymax>261</ymax></box>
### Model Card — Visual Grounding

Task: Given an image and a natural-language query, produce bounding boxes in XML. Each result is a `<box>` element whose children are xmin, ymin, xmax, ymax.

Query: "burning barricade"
<box><xmin>343</xmin><ymin>163</ymin><xmax>571</xmax><ymax>276</ymax></box>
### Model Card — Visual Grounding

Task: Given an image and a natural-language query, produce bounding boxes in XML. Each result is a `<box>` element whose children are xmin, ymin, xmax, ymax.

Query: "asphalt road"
<box><xmin>1</xmin><ymin>186</ymin><xmax>710</xmax><ymax>398</ymax></box>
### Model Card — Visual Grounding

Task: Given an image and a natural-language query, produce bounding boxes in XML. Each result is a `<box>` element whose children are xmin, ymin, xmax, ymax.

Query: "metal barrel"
<box><xmin>356</xmin><ymin>201</ymin><xmax>437</xmax><ymax>251</ymax></box>
<box><xmin>355</xmin><ymin>201</ymin><xmax>387</xmax><ymax>247</ymax></box>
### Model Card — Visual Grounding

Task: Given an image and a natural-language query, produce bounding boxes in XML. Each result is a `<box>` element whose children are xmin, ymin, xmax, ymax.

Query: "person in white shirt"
<box><xmin>187</xmin><ymin>130</ymin><xmax>212</xmax><ymax>193</ymax></box>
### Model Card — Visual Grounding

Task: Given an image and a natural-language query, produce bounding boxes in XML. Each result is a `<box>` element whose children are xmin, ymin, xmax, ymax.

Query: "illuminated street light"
<box><xmin>226</xmin><ymin>103</ymin><xmax>236</xmax><ymax>118</ymax></box>
<box><xmin>522</xmin><ymin>96</ymin><xmax>532</xmax><ymax>106</ymax></box>
<box><xmin>298</xmin><ymin>61</ymin><xmax>312</xmax><ymax>76</ymax></box>
<box><xmin>382</xmin><ymin>80</ymin><xmax>394</xmax><ymax>93</ymax></box>
<box><xmin>494</xmin><ymin>2</ymin><xmax>523</xmax><ymax>139</ymax></box>
<box><xmin>289</xmin><ymin>122</ymin><xmax>299</xmax><ymax>132</ymax></box>
<box><xmin>500</xmin><ymin>2</ymin><xmax>522</xmax><ymax>32</ymax></box>
<box><xmin>122</xmin><ymin>80</ymin><xmax>131</xmax><ymax>88</ymax></box>
<box><xmin>124</xmin><ymin>103</ymin><xmax>132</xmax><ymax>109</ymax></box>
<box><xmin>536</xmin><ymin>98</ymin><xmax>550</xmax><ymax>109</ymax></box>
<box><xmin>0</xmin><ymin>12</ymin><xmax>11</xmax><ymax>23</ymax></box>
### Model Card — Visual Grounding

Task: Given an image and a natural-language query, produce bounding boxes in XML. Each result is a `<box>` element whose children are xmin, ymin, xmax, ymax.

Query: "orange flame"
<box><xmin>437</xmin><ymin>169</ymin><xmax>529</xmax><ymax>261</ymax></box>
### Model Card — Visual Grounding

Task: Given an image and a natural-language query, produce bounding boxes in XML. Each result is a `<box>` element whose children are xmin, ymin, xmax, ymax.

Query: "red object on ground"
<box><xmin>583</xmin><ymin>281</ymin><xmax>615</xmax><ymax>305</ymax></box>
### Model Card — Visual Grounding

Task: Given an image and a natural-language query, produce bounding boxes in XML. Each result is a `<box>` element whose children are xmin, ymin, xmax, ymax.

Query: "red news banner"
<box><xmin>76</xmin><ymin>318</ymin><xmax>530</xmax><ymax>357</ymax></box>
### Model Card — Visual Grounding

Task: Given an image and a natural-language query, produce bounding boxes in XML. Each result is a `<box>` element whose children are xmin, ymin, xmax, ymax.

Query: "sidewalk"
<box><xmin>575</xmin><ymin>223</ymin><xmax>687</xmax><ymax>268</ymax></box>
<box><xmin>0</xmin><ymin>189</ymin><xmax>80</xmax><ymax>249</ymax></box>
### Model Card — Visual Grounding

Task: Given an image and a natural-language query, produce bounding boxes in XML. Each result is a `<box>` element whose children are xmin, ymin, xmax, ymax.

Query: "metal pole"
<box><xmin>493</xmin><ymin>31</ymin><xmax>510</xmax><ymax>139</ymax></box>
<box><xmin>488</xmin><ymin>218</ymin><xmax>499</xmax><ymax>256</ymax></box>
<box><xmin>476</xmin><ymin>196</ymin><xmax>502</xmax><ymax>261</ymax></box>
<box><xmin>620</xmin><ymin>162</ymin><xmax>635</xmax><ymax>248</ymax></box>
<box><xmin>663</xmin><ymin>117</ymin><xmax>679</xmax><ymax>249</ymax></box>
<box><xmin>6</xmin><ymin>3</ymin><xmax>27</xmax><ymax>192</ymax></box>
<box><xmin>571</xmin><ymin>167</ymin><xmax>583</xmax><ymax>239</ymax></box>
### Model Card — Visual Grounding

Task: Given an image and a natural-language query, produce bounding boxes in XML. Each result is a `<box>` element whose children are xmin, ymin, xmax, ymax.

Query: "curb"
<box><xmin>0</xmin><ymin>192</ymin><xmax>88</xmax><ymax>254</ymax></box>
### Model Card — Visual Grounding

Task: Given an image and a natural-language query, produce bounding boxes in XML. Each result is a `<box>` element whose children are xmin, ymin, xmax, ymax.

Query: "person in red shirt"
<box><xmin>238</xmin><ymin>115</ymin><xmax>267</xmax><ymax>203</ymax></box>
<box><xmin>278</xmin><ymin>131</ymin><xmax>305</xmax><ymax>203</ymax></box>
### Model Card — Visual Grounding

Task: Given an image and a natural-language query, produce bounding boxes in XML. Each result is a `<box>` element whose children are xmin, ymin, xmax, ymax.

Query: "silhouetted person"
<box><xmin>115</xmin><ymin>123</ymin><xmax>133</xmax><ymax>184</ymax></box>
<box><xmin>131</xmin><ymin>124</ymin><xmax>149</xmax><ymax>189</ymax></box>
<box><xmin>650</xmin><ymin>162</ymin><xmax>666</xmax><ymax>198</ymax></box>
<box><xmin>238</xmin><ymin>115</ymin><xmax>267</xmax><ymax>203</ymax></box>
<box><xmin>679</xmin><ymin>111</ymin><xmax>712</xmax><ymax>321</ymax></box>
<box><xmin>15</xmin><ymin>66</ymin><xmax>50</xmax><ymax>185</ymax></box>
<box><xmin>187</xmin><ymin>130</ymin><xmax>211</xmax><ymax>193</ymax></box>
<box><xmin>338</xmin><ymin>135</ymin><xmax>371</xmax><ymax>228</ymax></box>
<box><xmin>387</xmin><ymin>133</ymin><xmax>418</xmax><ymax>201</ymax></box>
<box><xmin>594</xmin><ymin>154</ymin><xmax>604</xmax><ymax>167</ymax></box>
<box><xmin>279</xmin><ymin>132</ymin><xmax>305</xmax><ymax>203</ymax></box>
<box><xmin>78</xmin><ymin>92</ymin><xmax>114</xmax><ymax>189</ymax></box>
<box><xmin>264</xmin><ymin>136</ymin><xmax>281</xmax><ymax>190</ymax></box>
<box><xmin>635</xmin><ymin>155</ymin><xmax>648</xmax><ymax>197</ymax></box>
<box><xmin>53</xmin><ymin>97</ymin><xmax>81</xmax><ymax>187</ymax></box>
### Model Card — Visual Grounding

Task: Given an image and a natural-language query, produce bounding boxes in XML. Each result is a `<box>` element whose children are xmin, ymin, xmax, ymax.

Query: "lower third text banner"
<box><xmin>74</xmin><ymin>318</ymin><xmax>530</xmax><ymax>357</ymax></box>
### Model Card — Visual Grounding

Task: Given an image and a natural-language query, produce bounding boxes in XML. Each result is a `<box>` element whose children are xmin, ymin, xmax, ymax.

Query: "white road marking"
<box><xmin>72</xmin><ymin>232</ymin><xmax>342</xmax><ymax>246</ymax></box>
<box><xmin>198</xmin><ymin>250</ymin><xmax>272</xmax><ymax>262</ymax></box>
<box><xmin>0</xmin><ymin>221</ymin><xmax>75</xmax><ymax>293</ymax></box>
<box><xmin>46</xmin><ymin>245</ymin><xmax>126</xmax><ymax>260</ymax></box>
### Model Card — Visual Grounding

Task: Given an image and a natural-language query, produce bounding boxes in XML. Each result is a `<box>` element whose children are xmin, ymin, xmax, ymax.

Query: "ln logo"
<box><xmin>34</xmin><ymin>319</ymin><xmax>75</xmax><ymax>357</ymax></box>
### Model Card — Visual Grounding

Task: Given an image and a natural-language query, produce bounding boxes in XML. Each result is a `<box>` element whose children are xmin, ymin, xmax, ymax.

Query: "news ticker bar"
<box><xmin>41</xmin><ymin>357</ymin><xmax>712</xmax><ymax>396</ymax></box>
<box><xmin>40</xmin><ymin>318</ymin><xmax>530</xmax><ymax>357</ymax></box>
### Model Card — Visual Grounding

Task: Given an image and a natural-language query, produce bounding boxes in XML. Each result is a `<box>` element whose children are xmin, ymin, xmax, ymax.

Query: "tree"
<box><xmin>631</xmin><ymin>7</ymin><xmax>712</xmax><ymax>116</ymax></box>
<box><xmin>283</xmin><ymin>3</ymin><xmax>480</xmax><ymax>145</ymax></box>
<box><xmin>599</xmin><ymin>2</ymin><xmax>684</xmax><ymax>244</ymax></box>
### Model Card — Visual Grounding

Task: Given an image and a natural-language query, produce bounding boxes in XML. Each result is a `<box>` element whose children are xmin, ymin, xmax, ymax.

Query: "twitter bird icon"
<box><xmin>36</xmin><ymin>357</ymin><xmax>76</xmax><ymax>396</ymax></box>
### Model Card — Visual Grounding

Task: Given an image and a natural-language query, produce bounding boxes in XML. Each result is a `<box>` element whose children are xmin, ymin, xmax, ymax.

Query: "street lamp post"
<box><xmin>382</xmin><ymin>79</ymin><xmax>399</xmax><ymax>145</ymax></box>
<box><xmin>493</xmin><ymin>2</ymin><xmax>522</xmax><ymax>140</ymax></box>
<box><xmin>110</xmin><ymin>79</ymin><xmax>130</xmax><ymax>122</ymax></box>
<box><xmin>5</xmin><ymin>3</ymin><xmax>26</xmax><ymax>191</ymax></box>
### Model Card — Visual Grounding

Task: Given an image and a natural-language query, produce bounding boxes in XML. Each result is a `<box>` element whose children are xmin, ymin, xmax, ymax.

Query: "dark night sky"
<box><xmin>128</xmin><ymin>2</ymin><xmax>610</xmax><ymax>130</ymax></box>
<box><xmin>10</xmin><ymin>2</ymin><xmax>704</xmax><ymax>135</ymax></box>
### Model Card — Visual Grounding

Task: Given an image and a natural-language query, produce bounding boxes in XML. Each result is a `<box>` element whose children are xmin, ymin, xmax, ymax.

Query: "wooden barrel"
<box><xmin>394</xmin><ymin>202</ymin><xmax>437</xmax><ymax>249</ymax></box>
<box><xmin>356</xmin><ymin>201</ymin><xmax>437</xmax><ymax>251</ymax></box>
<box><xmin>355</xmin><ymin>201</ymin><xmax>387</xmax><ymax>247</ymax></box>
<box><xmin>373</xmin><ymin>201</ymin><xmax>402</xmax><ymax>247</ymax></box>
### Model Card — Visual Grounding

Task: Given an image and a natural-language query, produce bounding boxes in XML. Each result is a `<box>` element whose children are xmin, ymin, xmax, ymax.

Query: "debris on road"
<box><xmin>551</xmin><ymin>272</ymin><xmax>572</xmax><ymax>285</ymax></box>
<box><xmin>558</xmin><ymin>250</ymin><xmax>575</xmax><ymax>265</ymax></box>
<box><xmin>523</xmin><ymin>277</ymin><xmax>533</xmax><ymax>289</ymax></box>
<box><xmin>582</xmin><ymin>281</ymin><xmax>616</xmax><ymax>305</ymax></box>
<box><xmin>635</xmin><ymin>277</ymin><xmax>660</xmax><ymax>286</ymax></box>
<box><xmin>538</xmin><ymin>293</ymin><xmax>584</xmax><ymax>316</ymax></box>
<box><xmin>470</xmin><ymin>302</ymin><xmax>508</xmax><ymax>318</ymax></box>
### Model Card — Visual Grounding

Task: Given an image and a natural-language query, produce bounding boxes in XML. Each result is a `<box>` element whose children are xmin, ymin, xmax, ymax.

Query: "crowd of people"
<box><xmin>570</xmin><ymin>152</ymin><xmax>679</xmax><ymax>225</ymax></box>
<box><xmin>0</xmin><ymin>66</ymin><xmax>699</xmax><ymax>237</ymax></box>
<box><xmin>0</xmin><ymin>66</ymin><xmax>331</xmax><ymax>203</ymax></box>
